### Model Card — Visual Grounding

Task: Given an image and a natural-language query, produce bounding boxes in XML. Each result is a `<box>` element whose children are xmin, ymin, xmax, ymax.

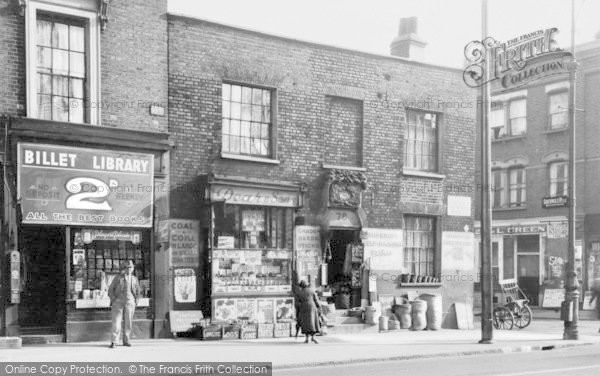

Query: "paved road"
<box><xmin>277</xmin><ymin>344</ymin><xmax>600</xmax><ymax>376</ymax></box>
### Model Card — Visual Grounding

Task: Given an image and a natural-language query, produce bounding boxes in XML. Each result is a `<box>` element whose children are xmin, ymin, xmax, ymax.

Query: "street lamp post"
<box><xmin>479</xmin><ymin>0</ymin><xmax>494</xmax><ymax>344</ymax></box>
<box><xmin>563</xmin><ymin>0</ymin><xmax>579</xmax><ymax>341</ymax></box>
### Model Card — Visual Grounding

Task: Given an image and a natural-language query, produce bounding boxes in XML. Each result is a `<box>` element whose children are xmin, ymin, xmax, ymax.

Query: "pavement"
<box><xmin>1</xmin><ymin>318</ymin><xmax>599</xmax><ymax>370</ymax></box>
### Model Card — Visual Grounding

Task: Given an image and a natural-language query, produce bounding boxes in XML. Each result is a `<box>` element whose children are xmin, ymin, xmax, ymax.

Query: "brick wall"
<box><xmin>168</xmin><ymin>15</ymin><xmax>477</xmax><ymax>315</ymax></box>
<box><xmin>0</xmin><ymin>0</ymin><xmax>168</xmax><ymax>133</ymax></box>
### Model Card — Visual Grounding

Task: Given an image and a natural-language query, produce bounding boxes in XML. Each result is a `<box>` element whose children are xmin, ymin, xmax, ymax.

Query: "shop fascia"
<box><xmin>474</xmin><ymin>224</ymin><xmax>547</xmax><ymax>236</ymax></box>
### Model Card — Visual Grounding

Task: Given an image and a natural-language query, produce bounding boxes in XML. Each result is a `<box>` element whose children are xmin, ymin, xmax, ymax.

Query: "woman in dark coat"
<box><xmin>295</xmin><ymin>280</ymin><xmax>321</xmax><ymax>343</ymax></box>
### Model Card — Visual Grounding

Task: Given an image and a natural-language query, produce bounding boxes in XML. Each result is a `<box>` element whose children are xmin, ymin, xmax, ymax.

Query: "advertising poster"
<box><xmin>174</xmin><ymin>268</ymin><xmax>196</xmax><ymax>303</ymax></box>
<box><xmin>168</xmin><ymin>219</ymin><xmax>200</xmax><ymax>267</ymax></box>
<box><xmin>256</xmin><ymin>299</ymin><xmax>274</xmax><ymax>323</ymax></box>
<box><xmin>294</xmin><ymin>226</ymin><xmax>321</xmax><ymax>283</ymax></box>
<box><xmin>361</xmin><ymin>228</ymin><xmax>403</xmax><ymax>270</ymax></box>
<box><xmin>17</xmin><ymin>143</ymin><xmax>154</xmax><ymax>227</ymax></box>
<box><xmin>236</xmin><ymin>299</ymin><xmax>257</xmax><ymax>321</ymax></box>
<box><xmin>275</xmin><ymin>298</ymin><xmax>295</xmax><ymax>320</ymax></box>
<box><xmin>214</xmin><ymin>299</ymin><xmax>236</xmax><ymax>322</ymax></box>
<box><xmin>441</xmin><ymin>231</ymin><xmax>475</xmax><ymax>271</ymax></box>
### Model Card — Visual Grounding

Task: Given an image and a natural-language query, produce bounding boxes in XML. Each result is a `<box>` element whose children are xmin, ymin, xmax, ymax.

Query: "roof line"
<box><xmin>166</xmin><ymin>12</ymin><xmax>464</xmax><ymax>73</ymax></box>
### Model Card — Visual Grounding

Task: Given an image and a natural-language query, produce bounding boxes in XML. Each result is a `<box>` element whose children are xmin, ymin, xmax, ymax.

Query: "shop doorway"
<box><xmin>517</xmin><ymin>235</ymin><xmax>541</xmax><ymax>306</ymax></box>
<box><xmin>328</xmin><ymin>229</ymin><xmax>360</xmax><ymax>308</ymax></box>
<box><xmin>18</xmin><ymin>226</ymin><xmax>66</xmax><ymax>333</ymax></box>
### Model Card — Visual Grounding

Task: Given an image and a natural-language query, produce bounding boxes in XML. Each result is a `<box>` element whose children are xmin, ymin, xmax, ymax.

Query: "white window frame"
<box><xmin>26</xmin><ymin>0</ymin><xmax>100</xmax><ymax>125</ymax></box>
<box><xmin>548</xmin><ymin>91</ymin><xmax>568</xmax><ymax>130</ymax></box>
<box><xmin>508</xmin><ymin>167</ymin><xmax>526</xmax><ymax>207</ymax></box>
<box><xmin>549</xmin><ymin>161</ymin><xmax>568</xmax><ymax>196</ymax></box>
<box><xmin>492</xmin><ymin>169</ymin><xmax>507</xmax><ymax>208</ymax></box>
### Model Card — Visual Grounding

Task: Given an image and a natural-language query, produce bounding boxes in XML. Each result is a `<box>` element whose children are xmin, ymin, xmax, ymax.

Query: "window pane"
<box><xmin>252</xmin><ymin>88</ymin><xmax>262</xmax><ymax>105</ymax></box>
<box><xmin>222</xmin><ymin>100</ymin><xmax>230</xmax><ymax>118</ymax></box>
<box><xmin>70</xmin><ymin>78</ymin><xmax>83</xmax><ymax>98</ymax></box>
<box><xmin>262</xmin><ymin>90</ymin><xmax>270</xmax><ymax>106</ymax></box>
<box><xmin>510</xmin><ymin>118</ymin><xmax>526</xmax><ymax>135</ymax></box>
<box><xmin>491</xmin><ymin>108</ymin><xmax>504</xmax><ymax>128</ymax></box>
<box><xmin>52</xmin><ymin>22</ymin><xmax>69</xmax><ymax>49</ymax></box>
<box><xmin>231</xmin><ymin>85</ymin><xmax>241</xmax><ymax>102</ymax></box>
<box><xmin>242</xmin><ymin>86</ymin><xmax>252</xmax><ymax>103</ymax></box>
<box><xmin>510</xmin><ymin>99</ymin><xmax>526</xmax><ymax>117</ymax></box>
<box><xmin>52</xmin><ymin>49</ymin><xmax>69</xmax><ymax>75</ymax></box>
<box><xmin>252</xmin><ymin>105</ymin><xmax>262</xmax><ymax>121</ymax></box>
<box><xmin>230</xmin><ymin>120</ymin><xmax>240</xmax><ymax>136</ymax></box>
<box><xmin>240</xmin><ymin>137</ymin><xmax>250</xmax><ymax>154</ymax></box>
<box><xmin>38</xmin><ymin>94</ymin><xmax>52</xmax><ymax>119</ymax></box>
<box><xmin>222</xmin><ymin>84</ymin><xmax>231</xmax><ymax>101</ymax></box>
<box><xmin>241</xmin><ymin>104</ymin><xmax>251</xmax><ymax>121</ymax></box>
<box><xmin>231</xmin><ymin>102</ymin><xmax>241</xmax><ymax>119</ymax></box>
<box><xmin>69</xmin><ymin>52</ymin><xmax>85</xmax><ymax>78</ymax></box>
<box><xmin>69</xmin><ymin>26</ymin><xmax>85</xmax><ymax>52</ymax></box>
<box><xmin>230</xmin><ymin>136</ymin><xmax>240</xmax><ymax>153</ymax></box>
<box><xmin>261</xmin><ymin>123</ymin><xmax>269</xmax><ymax>138</ymax></box>
<box><xmin>38</xmin><ymin>74</ymin><xmax>52</xmax><ymax>94</ymax></box>
<box><xmin>222</xmin><ymin>119</ymin><xmax>230</xmax><ymax>135</ymax></box>
<box><xmin>222</xmin><ymin>135</ymin><xmax>230</xmax><ymax>152</ymax></box>
<box><xmin>52</xmin><ymin>96</ymin><xmax>69</xmax><ymax>122</ymax></box>
<box><xmin>37</xmin><ymin>20</ymin><xmax>52</xmax><ymax>46</ymax></box>
<box><xmin>251</xmin><ymin>122</ymin><xmax>260</xmax><ymax>138</ymax></box>
<box><xmin>251</xmin><ymin>138</ymin><xmax>260</xmax><ymax>155</ymax></box>
<box><xmin>52</xmin><ymin>76</ymin><xmax>69</xmax><ymax>96</ymax></box>
<box><xmin>240</xmin><ymin>121</ymin><xmax>250</xmax><ymax>137</ymax></box>
<box><xmin>37</xmin><ymin>47</ymin><xmax>52</xmax><ymax>72</ymax></box>
<box><xmin>69</xmin><ymin>99</ymin><xmax>84</xmax><ymax>123</ymax></box>
<box><xmin>260</xmin><ymin>139</ymin><xmax>269</xmax><ymax>155</ymax></box>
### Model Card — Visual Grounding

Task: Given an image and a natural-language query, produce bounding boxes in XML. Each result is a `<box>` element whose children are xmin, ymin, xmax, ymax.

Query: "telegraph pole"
<box><xmin>563</xmin><ymin>0</ymin><xmax>579</xmax><ymax>340</ymax></box>
<box><xmin>479</xmin><ymin>0</ymin><xmax>493</xmax><ymax>344</ymax></box>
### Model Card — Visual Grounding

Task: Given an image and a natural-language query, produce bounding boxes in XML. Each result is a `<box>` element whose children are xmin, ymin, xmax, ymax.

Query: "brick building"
<box><xmin>474</xmin><ymin>33</ymin><xmax>600</xmax><ymax>308</ymax></box>
<box><xmin>168</xmin><ymin>15</ymin><xmax>477</xmax><ymax>328</ymax></box>
<box><xmin>0</xmin><ymin>0</ymin><xmax>170</xmax><ymax>341</ymax></box>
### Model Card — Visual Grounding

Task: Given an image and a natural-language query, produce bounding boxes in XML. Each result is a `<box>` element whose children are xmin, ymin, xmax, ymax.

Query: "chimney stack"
<box><xmin>390</xmin><ymin>17</ymin><xmax>427</xmax><ymax>60</ymax></box>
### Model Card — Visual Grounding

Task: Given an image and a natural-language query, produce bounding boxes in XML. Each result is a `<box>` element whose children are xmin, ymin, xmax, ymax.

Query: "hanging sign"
<box><xmin>17</xmin><ymin>143</ymin><xmax>154</xmax><ymax>227</ymax></box>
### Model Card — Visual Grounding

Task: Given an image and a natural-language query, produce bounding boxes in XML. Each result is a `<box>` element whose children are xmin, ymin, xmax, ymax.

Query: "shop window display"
<box><xmin>68</xmin><ymin>229</ymin><xmax>151</xmax><ymax>302</ymax></box>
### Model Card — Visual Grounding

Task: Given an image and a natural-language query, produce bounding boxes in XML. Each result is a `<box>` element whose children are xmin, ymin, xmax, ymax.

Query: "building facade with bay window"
<box><xmin>474</xmin><ymin>34</ymin><xmax>600</xmax><ymax>309</ymax></box>
<box><xmin>168</xmin><ymin>15</ymin><xmax>477</xmax><ymax>328</ymax></box>
<box><xmin>0</xmin><ymin>0</ymin><xmax>170</xmax><ymax>342</ymax></box>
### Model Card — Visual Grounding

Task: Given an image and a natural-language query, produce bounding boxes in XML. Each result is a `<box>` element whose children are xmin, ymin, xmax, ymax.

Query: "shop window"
<box><xmin>549</xmin><ymin>161</ymin><xmax>568</xmax><ymax>196</ymax></box>
<box><xmin>213</xmin><ymin>205</ymin><xmax>293</xmax><ymax>250</ymax></box>
<box><xmin>26</xmin><ymin>2</ymin><xmax>100</xmax><ymax>124</ymax></box>
<box><xmin>517</xmin><ymin>235</ymin><xmax>539</xmax><ymax>253</ymax></box>
<box><xmin>222</xmin><ymin>83</ymin><xmax>273</xmax><ymax>157</ymax></box>
<box><xmin>548</xmin><ymin>91</ymin><xmax>568</xmax><ymax>130</ymax></box>
<box><xmin>508</xmin><ymin>167</ymin><xmax>526</xmax><ymax>207</ymax></box>
<box><xmin>403</xmin><ymin>216</ymin><xmax>436</xmax><ymax>276</ymax></box>
<box><xmin>404</xmin><ymin>110</ymin><xmax>438</xmax><ymax>172</ymax></box>
<box><xmin>492</xmin><ymin>242</ymin><xmax>500</xmax><ymax>283</ymax></box>
<box><xmin>68</xmin><ymin>230</ymin><xmax>151</xmax><ymax>301</ymax></box>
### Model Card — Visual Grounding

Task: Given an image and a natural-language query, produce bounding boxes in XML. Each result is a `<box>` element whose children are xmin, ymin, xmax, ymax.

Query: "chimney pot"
<box><xmin>390</xmin><ymin>17</ymin><xmax>427</xmax><ymax>60</ymax></box>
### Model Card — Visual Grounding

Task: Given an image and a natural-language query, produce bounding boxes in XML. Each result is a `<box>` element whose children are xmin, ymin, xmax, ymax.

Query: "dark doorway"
<box><xmin>18</xmin><ymin>226</ymin><xmax>66</xmax><ymax>333</ymax></box>
<box><xmin>328</xmin><ymin>230</ymin><xmax>360</xmax><ymax>307</ymax></box>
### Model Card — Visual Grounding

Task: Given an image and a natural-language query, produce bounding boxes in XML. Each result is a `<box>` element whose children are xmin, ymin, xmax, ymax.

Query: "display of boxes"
<box><xmin>257</xmin><ymin>323</ymin><xmax>274</xmax><ymax>338</ymax></box>
<box><xmin>222</xmin><ymin>324</ymin><xmax>241</xmax><ymax>340</ymax></box>
<box><xmin>198</xmin><ymin>325</ymin><xmax>223</xmax><ymax>341</ymax></box>
<box><xmin>274</xmin><ymin>322</ymin><xmax>292</xmax><ymax>337</ymax></box>
<box><xmin>240</xmin><ymin>324</ymin><xmax>258</xmax><ymax>339</ymax></box>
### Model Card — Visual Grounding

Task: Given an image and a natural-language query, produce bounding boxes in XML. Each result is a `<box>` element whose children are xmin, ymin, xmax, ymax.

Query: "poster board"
<box><xmin>441</xmin><ymin>232</ymin><xmax>475</xmax><ymax>271</ymax></box>
<box><xmin>454</xmin><ymin>302</ymin><xmax>474</xmax><ymax>330</ymax></box>
<box><xmin>361</xmin><ymin>228</ymin><xmax>403</xmax><ymax>270</ymax></box>
<box><xmin>542</xmin><ymin>288</ymin><xmax>565</xmax><ymax>308</ymax></box>
<box><xmin>582</xmin><ymin>291</ymin><xmax>597</xmax><ymax>311</ymax></box>
<box><xmin>168</xmin><ymin>310</ymin><xmax>204</xmax><ymax>333</ymax></box>
<box><xmin>294</xmin><ymin>226</ymin><xmax>321</xmax><ymax>283</ymax></box>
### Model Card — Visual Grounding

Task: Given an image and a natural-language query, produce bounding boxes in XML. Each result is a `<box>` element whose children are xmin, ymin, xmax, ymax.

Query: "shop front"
<box><xmin>203</xmin><ymin>176</ymin><xmax>302</xmax><ymax>327</ymax></box>
<box><xmin>13</xmin><ymin>142</ymin><xmax>156</xmax><ymax>342</ymax></box>
<box><xmin>475</xmin><ymin>217</ymin><xmax>573</xmax><ymax>307</ymax></box>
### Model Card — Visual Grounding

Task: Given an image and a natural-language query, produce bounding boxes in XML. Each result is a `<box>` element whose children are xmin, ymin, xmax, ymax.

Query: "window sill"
<box><xmin>543</xmin><ymin>127</ymin><xmax>568</xmax><ymax>135</ymax></box>
<box><xmin>492</xmin><ymin>135</ymin><xmax>526</xmax><ymax>143</ymax></box>
<box><xmin>493</xmin><ymin>206</ymin><xmax>527</xmax><ymax>212</ymax></box>
<box><xmin>221</xmin><ymin>153</ymin><xmax>280</xmax><ymax>165</ymax></box>
<box><xmin>402</xmin><ymin>169</ymin><xmax>446</xmax><ymax>180</ymax></box>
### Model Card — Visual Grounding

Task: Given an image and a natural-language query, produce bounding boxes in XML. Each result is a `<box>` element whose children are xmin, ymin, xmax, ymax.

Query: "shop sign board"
<box><xmin>361</xmin><ymin>228</ymin><xmax>403</xmax><ymax>270</ymax></box>
<box><xmin>547</xmin><ymin>221</ymin><xmax>567</xmax><ymax>239</ymax></box>
<box><xmin>474</xmin><ymin>224</ymin><xmax>546</xmax><ymax>236</ymax></box>
<box><xmin>17</xmin><ymin>143</ymin><xmax>154</xmax><ymax>227</ymax></box>
<box><xmin>210</xmin><ymin>184</ymin><xmax>299</xmax><ymax>207</ymax></box>
<box><xmin>442</xmin><ymin>231</ymin><xmax>475</xmax><ymax>271</ymax></box>
<box><xmin>542</xmin><ymin>288</ymin><xmax>564</xmax><ymax>308</ymax></box>
<box><xmin>168</xmin><ymin>219</ymin><xmax>200</xmax><ymax>267</ymax></box>
<box><xmin>542</xmin><ymin>196</ymin><xmax>569</xmax><ymax>208</ymax></box>
<box><xmin>447</xmin><ymin>195</ymin><xmax>472</xmax><ymax>217</ymax></box>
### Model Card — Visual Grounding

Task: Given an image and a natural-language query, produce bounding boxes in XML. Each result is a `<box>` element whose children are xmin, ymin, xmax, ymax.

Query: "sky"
<box><xmin>167</xmin><ymin>0</ymin><xmax>600</xmax><ymax>68</ymax></box>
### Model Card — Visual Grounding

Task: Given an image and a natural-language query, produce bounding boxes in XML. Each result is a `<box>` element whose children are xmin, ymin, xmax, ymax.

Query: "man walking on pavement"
<box><xmin>108</xmin><ymin>260</ymin><xmax>140</xmax><ymax>348</ymax></box>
